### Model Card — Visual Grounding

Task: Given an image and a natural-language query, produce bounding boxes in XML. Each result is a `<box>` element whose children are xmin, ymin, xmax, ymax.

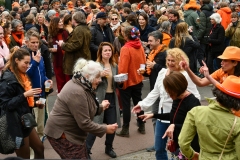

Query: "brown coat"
<box><xmin>62</xmin><ymin>24</ymin><xmax>91</xmax><ymax>75</ymax></box>
<box><xmin>44</xmin><ymin>78</ymin><xmax>107</xmax><ymax>145</ymax></box>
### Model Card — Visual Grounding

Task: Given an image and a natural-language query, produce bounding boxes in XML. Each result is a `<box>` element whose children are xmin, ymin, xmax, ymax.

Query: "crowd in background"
<box><xmin>0</xmin><ymin>0</ymin><xmax>240</xmax><ymax>159</ymax></box>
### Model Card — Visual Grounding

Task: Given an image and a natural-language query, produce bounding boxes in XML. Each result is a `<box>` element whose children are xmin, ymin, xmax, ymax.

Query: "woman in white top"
<box><xmin>132</xmin><ymin>48</ymin><xmax>200</xmax><ymax>160</ymax></box>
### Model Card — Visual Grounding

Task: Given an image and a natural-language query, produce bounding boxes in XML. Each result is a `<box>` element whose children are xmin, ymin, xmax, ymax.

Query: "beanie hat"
<box><xmin>210</xmin><ymin>13</ymin><xmax>222</xmax><ymax>24</ymax></box>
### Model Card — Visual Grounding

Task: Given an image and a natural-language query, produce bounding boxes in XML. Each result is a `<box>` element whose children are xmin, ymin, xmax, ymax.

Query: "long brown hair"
<box><xmin>4</xmin><ymin>47</ymin><xmax>30</xmax><ymax>88</ymax></box>
<box><xmin>48</xmin><ymin>17</ymin><xmax>61</xmax><ymax>37</ymax></box>
<box><xmin>174</xmin><ymin>22</ymin><xmax>192</xmax><ymax>48</ymax></box>
<box><xmin>96</xmin><ymin>42</ymin><xmax>116</xmax><ymax>67</ymax></box>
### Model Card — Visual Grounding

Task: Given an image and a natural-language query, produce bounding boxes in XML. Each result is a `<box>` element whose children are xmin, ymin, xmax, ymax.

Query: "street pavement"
<box><xmin>0</xmin><ymin>77</ymin><xmax>213</xmax><ymax>160</ymax></box>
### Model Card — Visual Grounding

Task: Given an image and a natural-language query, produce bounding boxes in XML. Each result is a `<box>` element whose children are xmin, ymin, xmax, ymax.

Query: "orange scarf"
<box><xmin>146</xmin><ymin>44</ymin><xmax>167</xmax><ymax>75</ymax></box>
<box><xmin>20</xmin><ymin>73</ymin><xmax>34</xmax><ymax>107</ymax></box>
<box><xmin>11</xmin><ymin>31</ymin><xmax>24</xmax><ymax>46</ymax></box>
<box><xmin>4</xmin><ymin>35</ymin><xmax>11</xmax><ymax>47</ymax></box>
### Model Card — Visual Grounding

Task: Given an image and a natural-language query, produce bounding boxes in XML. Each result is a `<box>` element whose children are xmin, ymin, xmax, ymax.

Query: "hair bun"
<box><xmin>130</xmin><ymin>27</ymin><xmax>140</xmax><ymax>39</ymax></box>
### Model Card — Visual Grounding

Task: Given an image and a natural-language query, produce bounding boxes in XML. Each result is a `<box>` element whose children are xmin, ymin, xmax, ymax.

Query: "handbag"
<box><xmin>167</xmin><ymin>95</ymin><xmax>188</xmax><ymax>153</ymax></box>
<box><xmin>219</xmin><ymin>116</ymin><xmax>237</xmax><ymax>160</ymax></box>
<box><xmin>21</xmin><ymin>113</ymin><xmax>37</xmax><ymax>128</ymax></box>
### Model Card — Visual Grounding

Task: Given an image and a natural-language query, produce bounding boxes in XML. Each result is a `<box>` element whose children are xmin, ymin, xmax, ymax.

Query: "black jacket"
<box><xmin>208</xmin><ymin>23</ymin><xmax>225</xmax><ymax>54</ymax></box>
<box><xmin>90</xmin><ymin>22</ymin><xmax>115</xmax><ymax>61</ymax></box>
<box><xmin>169</xmin><ymin>36</ymin><xmax>200</xmax><ymax>58</ymax></box>
<box><xmin>144</xmin><ymin>50</ymin><xmax>167</xmax><ymax>90</ymax></box>
<box><xmin>35</xmin><ymin>24</ymin><xmax>49</xmax><ymax>41</ymax></box>
<box><xmin>40</xmin><ymin>42</ymin><xmax>52</xmax><ymax>80</ymax></box>
<box><xmin>0</xmin><ymin>69</ymin><xmax>30</xmax><ymax>117</ymax></box>
<box><xmin>139</xmin><ymin>24</ymin><xmax>156</xmax><ymax>42</ymax></box>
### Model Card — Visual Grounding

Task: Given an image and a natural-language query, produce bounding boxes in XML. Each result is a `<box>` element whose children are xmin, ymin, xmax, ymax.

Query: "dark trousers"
<box><xmin>86</xmin><ymin>93</ymin><xmax>117</xmax><ymax>152</ymax></box>
<box><xmin>197</xmin><ymin>43</ymin><xmax>208</xmax><ymax>67</ymax></box>
<box><xmin>207</xmin><ymin>51</ymin><xmax>221</xmax><ymax>74</ymax></box>
<box><xmin>119</xmin><ymin>82</ymin><xmax>144</xmax><ymax>127</ymax></box>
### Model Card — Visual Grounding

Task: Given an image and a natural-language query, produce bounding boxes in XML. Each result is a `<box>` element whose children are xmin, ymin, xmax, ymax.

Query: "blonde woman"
<box><xmin>169</xmin><ymin>22</ymin><xmax>200</xmax><ymax>74</ymax></box>
<box><xmin>35</xmin><ymin>13</ymin><xmax>48</xmax><ymax>43</ymax></box>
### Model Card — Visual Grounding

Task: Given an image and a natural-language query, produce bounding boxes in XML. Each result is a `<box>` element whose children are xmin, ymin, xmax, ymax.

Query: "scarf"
<box><xmin>11</xmin><ymin>31</ymin><xmax>24</xmax><ymax>46</ymax></box>
<box><xmin>146</xmin><ymin>44</ymin><xmax>167</xmax><ymax>75</ymax></box>
<box><xmin>20</xmin><ymin>73</ymin><xmax>34</xmax><ymax>107</ymax></box>
<box><xmin>110</xmin><ymin>22</ymin><xmax>121</xmax><ymax>32</ymax></box>
<box><xmin>4</xmin><ymin>35</ymin><xmax>11</xmax><ymax>47</ymax></box>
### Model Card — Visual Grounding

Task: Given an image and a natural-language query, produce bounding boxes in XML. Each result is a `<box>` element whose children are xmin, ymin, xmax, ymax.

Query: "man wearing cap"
<box><xmin>90</xmin><ymin>12</ymin><xmax>115</xmax><ymax>61</ymax></box>
<box><xmin>105</xmin><ymin>3</ymin><xmax>113</xmax><ymax>14</ymax></box>
<box><xmin>180</xmin><ymin>46</ymin><xmax>240</xmax><ymax>87</ymax></box>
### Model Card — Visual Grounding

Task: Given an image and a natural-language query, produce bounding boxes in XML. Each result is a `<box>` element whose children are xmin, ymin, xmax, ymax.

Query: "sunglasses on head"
<box><xmin>111</xmin><ymin>18</ymin><xmax>118</xmax><ymax>21</ymax></box>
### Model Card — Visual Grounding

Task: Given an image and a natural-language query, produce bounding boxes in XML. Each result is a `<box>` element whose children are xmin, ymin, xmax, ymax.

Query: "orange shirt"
<box><xmin>211</xmin><ymin>68</ymin><xmax>228</xmax><ymax>84</ymax></box>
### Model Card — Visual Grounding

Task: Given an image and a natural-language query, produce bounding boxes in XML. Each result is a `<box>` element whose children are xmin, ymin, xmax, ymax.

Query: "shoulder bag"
<box><xmin>218</xmin><ymin>116</ymin><xmax>238</xmax><ymax>160</ymax></box>
<box><xmin>167</xmin><ymin>95</ymin><xmax>188</xmax><ymax>153</ymax></box>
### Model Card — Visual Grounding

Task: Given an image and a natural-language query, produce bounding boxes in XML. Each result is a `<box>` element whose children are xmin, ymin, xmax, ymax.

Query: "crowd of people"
<box><xmin>0</xmin><ymin>0</ymin><xmax>240</xmax><ymax>159</ymax></box>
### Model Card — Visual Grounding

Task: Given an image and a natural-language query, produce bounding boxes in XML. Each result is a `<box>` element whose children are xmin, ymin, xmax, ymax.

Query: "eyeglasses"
<box><xmin>111</xmin><ymin>18</ymin><xmax>118</xmax><ymax>21</ymax></box>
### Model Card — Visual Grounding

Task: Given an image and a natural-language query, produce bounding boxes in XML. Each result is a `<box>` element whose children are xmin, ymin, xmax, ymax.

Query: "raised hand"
<box><xmin>179</xmin><ymin>55</ymin><xmax>189</xmax><ymax>70</ymax></box>
<box><xmin>32</xmin><ymin>50</ymin><xmax>41</xmax><ymax>63</ymax></box>
<box><xmin>201</xmin><ymin>60</ymin><xmax>210</xmax><ymax>78</ymax></box>
<box><xmin>131</xmin><ymin>104</ymin><xmax>142</xmax><ymax>114</ymax></box>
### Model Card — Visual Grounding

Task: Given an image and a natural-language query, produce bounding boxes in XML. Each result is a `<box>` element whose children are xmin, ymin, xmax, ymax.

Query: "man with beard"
<box><xmin>168</xmin><ymin>9</ymin><xmax>184</xmax><ymax>36</ymax></box>
<box><xmin>90</xmin><ymin>12</ymin><xmax>115</xmax><ymax>61</ymax></box>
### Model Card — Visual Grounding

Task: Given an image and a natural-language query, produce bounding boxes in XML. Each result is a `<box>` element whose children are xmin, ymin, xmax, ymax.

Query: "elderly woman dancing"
<box><xmin>44</xmin><ymin>58</ymin><xmax>118</xmax><ymax>159</ymax></box>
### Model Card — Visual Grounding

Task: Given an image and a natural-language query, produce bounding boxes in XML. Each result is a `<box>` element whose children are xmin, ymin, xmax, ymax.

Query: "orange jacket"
<box><xmin>118</xmin><ymin>40</ymin><xmax>146</xmax><ymax>89</ymax></box>
<box><xmin>162</xmin><ymin>32</ymin><xmax>172</xmax><ymax>47</ymax></box>
<box><xmin>217</xmin><ymin>7</ymin><xmax>232</xmax><ymax>30</ymax></box>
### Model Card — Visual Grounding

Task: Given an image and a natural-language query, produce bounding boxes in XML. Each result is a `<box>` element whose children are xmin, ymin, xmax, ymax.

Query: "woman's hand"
<box><xmin>179</xmin><ymin>56</ymin><xmax>189</xmax><ymax>70</ymax></box>
<box><xmin>138</xmin><ymin>113</ymin><xmax>154</xmax><ymax>121</ymax></box>
<box><xmin>201</xmin><ymin>60</ymin><xmax>210</xmax><ymax>78</ymax></box>
<box><xmin>101</xmin><ymin>100</ymin><xmax>110</xmax><ymax>110</ymax></box>
<box><xmin>192</xmin><ymin>152</ymin><xmax>199</xmax><ymax>160</ymax></box>
<box><xmin>137</xmin><ymin>68</ymin><xmax>145</xmax><ymax>75</ymax></box>
<box><xmin>100</xmin><ymin>68</ymin><xmax>110</xmax><ymax>77</ymax></box>
<box><xmin>51</xmin><ymin>48</ymin><xmax>57</xmax><ymax>53</ymax></box>
<box><xmin>106</xmin><ymin>123</ymin><xmax>118</xmax><ymax>134</ymax></box>
<box><xmin>132</xmin><ymin>104</ymin><xmax>142</xmax><ymax>113</ymax></box>
<box><xmin>162</xmin><ymin>124</ymin><xmax>175</xmax><ymax>139</ymax></box>
<box><xmin>24</xmin><ymin>88</ymin><xmax>42</xmax><ymax>97</ymax></box>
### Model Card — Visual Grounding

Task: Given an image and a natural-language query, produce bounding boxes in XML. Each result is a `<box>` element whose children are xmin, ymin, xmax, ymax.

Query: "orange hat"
<box><xmin>183</xmin><ymin>0</ymin><xmax>200</xmax><ymax>10</ymax></box>
<box><xmin>12</xmin><ymin>2</ymin><xmax>20</xmax><ymax>9</ymax></box>
<box><xmin>218</xmin><ymin>46</ymin><xmax>240</xmax><ymax>61</ymax></box>
<box><xmin>216</xmin><ymin>75</ymin><xmax>240</xmax><ymax>99</ymax></box>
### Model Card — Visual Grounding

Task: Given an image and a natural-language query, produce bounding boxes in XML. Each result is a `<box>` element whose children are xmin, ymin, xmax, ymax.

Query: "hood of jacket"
<box><xmin>219</xmin><ymin>7</ymin><xmax>232</xmax><ymax>14</ymax></box>
<box><xmin>124</xmin><ymin>39</ymin><xmax>142</xmax><ymax>49</ymax></box>
<box><xmin>1</xmin><ymin>69</ymin><xmax>17</xmax><ymax>83</ymax></box>
<box><xmin>201</xmin><ymin>4</ymin><xmax>213</xmax><ymax>12</ymax></box>
<box><xmin>184</xmin><ymin>9</ymin><xmax>195</xmax><ymax>18</ymax></box>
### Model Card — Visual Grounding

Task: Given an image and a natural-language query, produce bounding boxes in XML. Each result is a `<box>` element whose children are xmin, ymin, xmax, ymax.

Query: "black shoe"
<box><xmin>105</xmin><ymin>146</ymin><xmax>117</xmax><ymax>158</ymax></box>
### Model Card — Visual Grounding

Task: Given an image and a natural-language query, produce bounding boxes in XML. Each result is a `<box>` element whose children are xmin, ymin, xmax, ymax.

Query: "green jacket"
<box><xmin>195</xmin><ymin>4</ymin><xmax>214</xmax><ymax>43</ymax></box>
<box><xmin>225</xmin><ymin>21</ymin><xmax>240</xmax><ymax>48</ymax></box>
<box><xmin>62</xmin><ymin>24</ymin><xmax>91</xmax><ymax>75</ymax></box>
<box><xmin>179</xmin><ymin>101</ymin><xmax>240</xmax><ymax>160</ymax></box>
<box><xmin>184</xmin><ymin>9</ymin><xmax>199</xmax><ymax>37</ymax></box>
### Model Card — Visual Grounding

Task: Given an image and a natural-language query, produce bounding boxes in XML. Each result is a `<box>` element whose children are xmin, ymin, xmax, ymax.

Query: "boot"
<box><xmin>138</xmin><ymin>123</ymin><xmax>146</xmax><ymax>134</ymax></box>
<box><xmin>105</xmin><ymin>145</ymin><xmax>117</xmax><ymax>158</ymax></box>
<box><xmin>116</xmin><ymin>125</ymin><xmax>129</xmax><ymax>137</ymax></box>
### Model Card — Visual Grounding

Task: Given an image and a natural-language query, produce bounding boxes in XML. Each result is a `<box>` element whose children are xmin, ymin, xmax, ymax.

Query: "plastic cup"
<box><xmin>140</xmin><ymin>64</ymin><xmax>146</xmax><ymax>69</ymax></box>
<box><xmin>53</xmin><ymin>45</ymin><xmax>57</xmax><ymax>49</ymax></box>
<box><xmin>104</xmin><ymin>68</ymin><xmax>110</xmax><ymax>77</ymax></box>
<box><xmin>38</xmin><ymin>98</ymin><xmax>46</xmax><ymax>109</ymax></box>
<box><xmin>59</xmin><ymin>40</ymin><xmax>63</xmax><ymax>43</ymax></box>
<box><xmin>45</xmin><ymin>81</ymin><xmax>51</xmax><ymax>92</ymax></box>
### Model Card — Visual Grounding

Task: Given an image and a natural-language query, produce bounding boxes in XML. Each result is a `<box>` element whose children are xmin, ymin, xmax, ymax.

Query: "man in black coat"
<box><xmin>90</xmin><ymin>12</ymin><xmax>115</xmax><ymax>61</ymax></box>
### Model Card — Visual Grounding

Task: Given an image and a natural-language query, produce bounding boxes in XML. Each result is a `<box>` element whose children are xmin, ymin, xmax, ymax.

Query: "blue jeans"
<box><xmin>155</xmin><ymin>120</ymin><xmax>169</xmax><ymax>160</ymax></box>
